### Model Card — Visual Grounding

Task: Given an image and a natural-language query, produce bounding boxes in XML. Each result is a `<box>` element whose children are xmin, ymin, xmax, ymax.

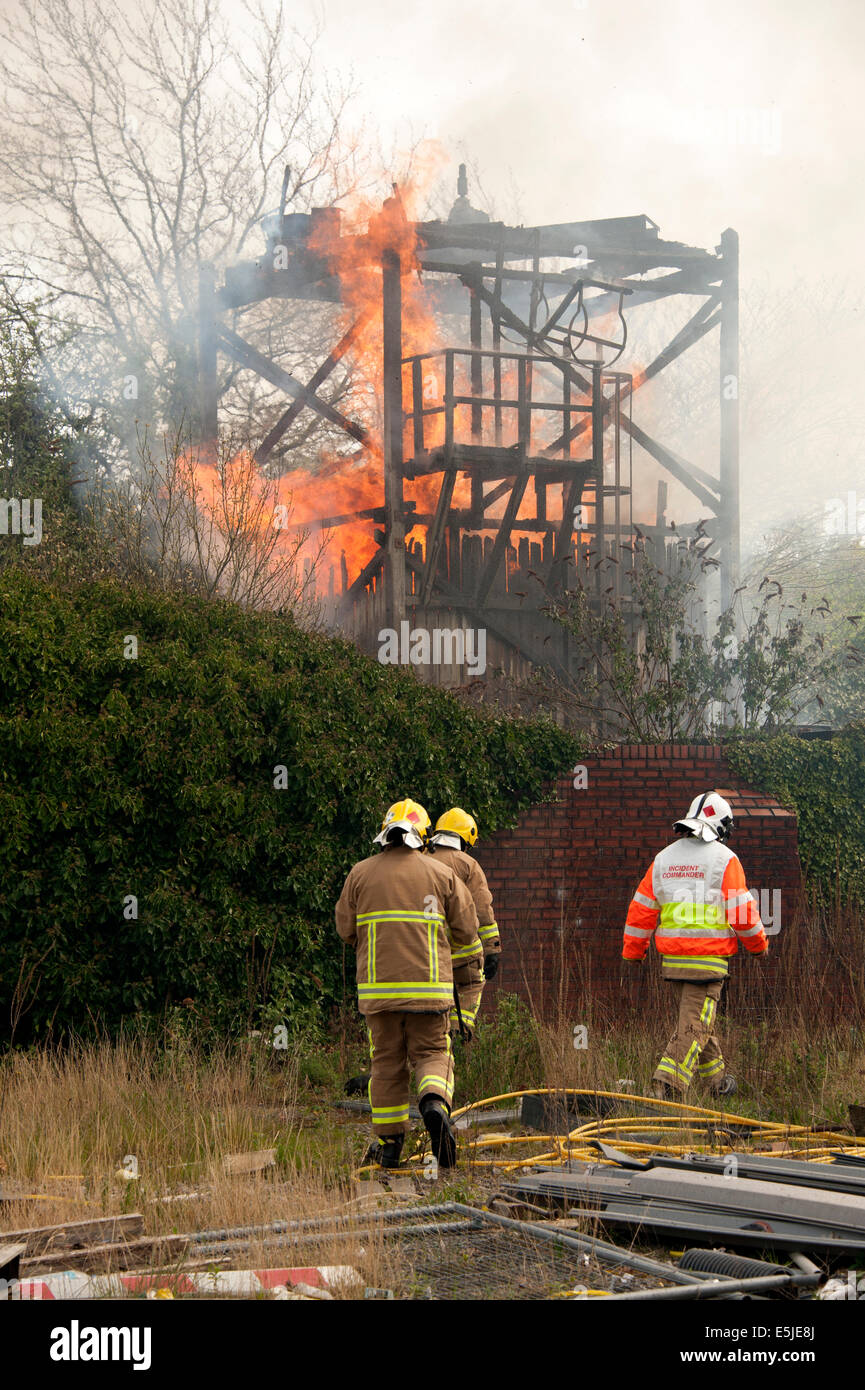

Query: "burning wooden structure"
<box><xmin>198</xmin><ymin>170</ymin><xmax>739</xmax><ymax>685</ymax></box>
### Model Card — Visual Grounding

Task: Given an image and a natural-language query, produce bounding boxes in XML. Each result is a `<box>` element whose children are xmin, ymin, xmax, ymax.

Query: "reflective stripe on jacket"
<box><xmin>335</xmin><ymin>844</ymin><xmax>480</xmax><ymax>1014</ymax></box>
<box><xmin>429</xmin><ymin>844</ymin><xmax>500</xmax><ymax>956</ymax></box>
<box><xmin>622</xmin><ymin>836</ymin><xmax>768</xmax><ymax>980</ymax></box>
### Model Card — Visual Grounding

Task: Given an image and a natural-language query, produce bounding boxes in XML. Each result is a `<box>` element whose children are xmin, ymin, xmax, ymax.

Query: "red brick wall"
<box><xmin>476</xmin><ymin>744</ymin><xmax>802</xmax><ymax>1019</ymax></box>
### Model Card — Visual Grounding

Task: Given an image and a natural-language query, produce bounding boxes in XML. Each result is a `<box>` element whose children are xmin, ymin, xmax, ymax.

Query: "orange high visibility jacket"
<box><xmin>622</xmin><ymin>836</ymin><xmax>768</xmax><ymax>982</ymax></box>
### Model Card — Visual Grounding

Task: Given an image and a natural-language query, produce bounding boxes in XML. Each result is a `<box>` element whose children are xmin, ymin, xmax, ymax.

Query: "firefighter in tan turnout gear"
<box><xmin>335</xmin><ymin>798</ymin><xmax>479</xmax><ymax>1169</ymax></box>
<box><xmin>622</xmin><ymin>792</ymin><xmax>769</xmax><ymax>1100</ymax></box>
<box><xmin>428</xmin><ymin>808</ymin><xmax>500</xmax><ymax>1040</ymax></box>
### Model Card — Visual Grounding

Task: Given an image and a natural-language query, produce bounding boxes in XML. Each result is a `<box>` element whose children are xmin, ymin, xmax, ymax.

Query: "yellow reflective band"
<box><xmin>663</xmin><ymin>956</ymin><xmax>728</xmax><ymax>972</ymax></box>
<box><xmin>700</xmin><ymin>996</ymin><xmax>716</xmax><ymax>1026</ymax></box>
<box><xmin>419</xmin><ymin>1076</ymin><xmax>453</xmax><ymax>1100</ymax></box>
<box><xmin>358</xmin><ymin>983</ymin><xmax>454</xmax><ymax>1001</ymax></box>
<box><xmin>371</xmin><ymin>1105</ymin><xmax>410</xmax><ymax>1119</ymax></box>
<box><xmin>657</xmin><ymin>1056</ymin><xmax>691</xmax><ymax>1083</ymax></box>
<box><xmin>633</xmin><ymin>892</ymin><xmax>658</xmax><ymax>909</ymax></box>
<box><xmin>657</xmin><ymin>925</ymin><xmax>735</xmax><ymax>937</ymax></box>
<box><xmin>452</xmin><ymin>941</ymin><xmax>484</xmax><ymax>960</ymax></box>
<box><xmin>357</xmin><ymin>911</ymin><xmax>445</xmax><ymax>923</ymax></box>
<box><xmin>726</xmin><ymin>890</ymin><xmax>754</xmax><ymax>908</ymax></box>
<box><xmin>478</xmin><ymin>921</ymin><xmax>499</xmax><ymax>939</ymax></box>
<box><xmin>697</xmin><ymin>1058</ymin><xmax>725</xmax><ymax>1076</ymax></box>
<box><xmin>369</xmin><ymin>920</ymin><xmax>377</xmax><ymax>984</ymax></box>
<box><xmin>683</xmin><ymin>1042</ymin><xmax>701</xmax><ymax>1074</ymax></box>
<box><xmin>659</xmin><ymin>902</ymin><xmax>726</xmax><ymax>924</ymax></box>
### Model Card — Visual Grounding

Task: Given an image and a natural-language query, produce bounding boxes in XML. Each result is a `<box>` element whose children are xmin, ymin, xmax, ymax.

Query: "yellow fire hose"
<box><xmin>354</xmin><ymin>1088</ymin><xmax>865</xmax><ymax>1178</ymax></box>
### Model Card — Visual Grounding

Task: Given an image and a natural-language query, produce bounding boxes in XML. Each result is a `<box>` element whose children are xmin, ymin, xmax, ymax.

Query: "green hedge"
<box><xmin>727</xmin><ymin>725</ymin><xmax>865</xmax><ymax>905</ymax></box>
<box><xmin>0</xmin><ymin>570</ymin><xmax>581</xmax><ymax>1041</ymax></box>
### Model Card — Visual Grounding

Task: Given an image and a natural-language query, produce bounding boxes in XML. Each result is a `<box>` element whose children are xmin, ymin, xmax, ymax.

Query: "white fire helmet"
<box><xmin>674</xmin><ymin>791</ymin><xmax>734</xmax><ymax>843</ymax></box>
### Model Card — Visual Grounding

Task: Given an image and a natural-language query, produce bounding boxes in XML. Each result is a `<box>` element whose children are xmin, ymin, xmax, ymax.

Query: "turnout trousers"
<box><xmin>653</xmin><ymin>979</ymin><xmax>726</xmax><ymax>1094</ymax></box>
<box><xmin>367</xmin><ymin>1010</ymin><xmax>454</xmax><ymax>1135</ymax></box>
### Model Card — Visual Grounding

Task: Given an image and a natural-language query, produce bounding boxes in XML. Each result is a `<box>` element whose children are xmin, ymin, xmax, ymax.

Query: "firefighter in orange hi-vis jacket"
<box><xmin>622</xmin><ymin>792</ymin><xmax>768</xmax><ymax>1101</ymax></box>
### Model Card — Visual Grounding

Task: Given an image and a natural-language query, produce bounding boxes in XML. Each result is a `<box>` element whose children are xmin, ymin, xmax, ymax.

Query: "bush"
<box><xmin>727</xmin><ymin>725</ymin><xmax>865</xmax><ymax>905</ymax></box>
<box><xmin>0</xmin><ymin>569</ymin><xmax>582</xmax><ymax>1041</ymax></box>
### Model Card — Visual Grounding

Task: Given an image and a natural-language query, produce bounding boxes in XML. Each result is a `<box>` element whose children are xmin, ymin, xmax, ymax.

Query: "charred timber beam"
<box><xmin>623</xmin><ymin>420</ymin><xmax>721</xmax><ymax>512</ymax></box>
<box><xmin>546</xmin><ymin>475</ymin><xmax>585</xmax><ymax>593</ymax></box>
<box><xmin>542</xmin><ymin>297</ymin><xmax>721</xmax><ymax>455</ymax></box>
<box><xmin>469</xmin><ymin>273</ymin><xmax>484</xmax><ymax>518</ymax></box>
<box><xmin>474</xmin><ymin>465</ymin><xmax>531</xmax><ymax>608</ymax></box>
<box><xmin>640</xmin><ymin>300</ymin><xmax>721</xmax><ymax>378</ymax></box>
<box><xmin>278</xmin><ymin>502</ymin><xmax>417</xmax><ymax>533</ymax></box>
<box><xmin>406</xmin><ymin>455</ymin><xmax>594</xmax><ymax>487</ymax></box>
<box><xmin>382</xmin><ymin>248</ymin><xmax>406</xmax><ymax>625</ymax></box>
<box><xmin>719</xmin><ymin>228</ymin><xmax>740</xmax><ymax>608</ymax></box>
<box><xmin>419</xmin><ymin>466</ymin><xmax>458</xmax><ymax>606</ymax></box>
<box><xmin>459</xmin><ymin>274</ymin><xmax>595</xmax><ymax>407</ymax></box>
<box><xmin>483</xmin><ymin>479</ymin><xmax>514</xmax><ymax>509</ymax></box>
<box><xmin>403</xmin><ymin>552</ymin><xmax>570</xmax><ymax>680</ymax></box>
<box><xmin>339</xmin><ymin>550</ymin><xmax>385</xmax><ymax>611</ymax></box>
<box><xmin>216</xmin><ymin>327</ymin><xmax>371</xmax><ymax>446</ymax></box>
<box><xmin>254</xmin><ymin>308</ymin><xmax>374</xmax><ymax>465</ymax></box>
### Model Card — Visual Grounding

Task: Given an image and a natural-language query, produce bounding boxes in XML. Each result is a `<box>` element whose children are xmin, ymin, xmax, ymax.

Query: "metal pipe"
<box><xmin>193</xmin><ymin>1219</ymin><xmax>477</xmax><ymax>1259</ymax></box>
<box><xmin>189</xmin><ymin>1203</ymin><xmax>462</xmax><ymax>1246</ymax></box>
<box><xmin>601</xmin><ymin>1271</ymin><xmax>820</xmax><ymax>1302</ymax></box>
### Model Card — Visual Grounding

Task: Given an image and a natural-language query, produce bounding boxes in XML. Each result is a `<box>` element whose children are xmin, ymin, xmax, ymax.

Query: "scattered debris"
<box><xmin>0</xmin><ymin>1243</ymin><xmax>25</xmax><ymax>1286</ymax></box>
<box><xmin>0</xmin><ymin>1214</ymin><xmax>144</xmax><ymax>1257</ymax></box>
<box><xmin>817</xmin><ymin>1275</ymin><xmax>857</xmax><ymax>1301</ymax></box>
<box><xmin>506</xmin><ymin>1163</ymin><xmax>865</xmax><ymax>1254</ymax></box>
<box><xmin>453</xmin><ymin>1108</ymin><xmax>521</xmax><ymax>1131</ymax></box>
<box><xmin>222</xmin><ymin>1149</ymin><xmax>277</xmax><ymax>1176</ymax></box>
<box><xmin>386</xmin><ymin>1177</ymin><xmax>417</xmax><ymax>1196</ymax></box>
<box><xmin>12</xmin><ymin>1264</ymin><xmax>361</xmax><ymax>1300</ymax></box>
<box><xmin>590</xmin><ymin>1144</ymin><xmax>865</xmax><ymax>1196</ymax></box>
<box><xmin>520</xmin><ymin>1092</ymin><xmax>614</xmax><ymax>1132</ymax></box>
<box><xmin>21</xmin><ymin>1233</ymin><xmax>189</xmax><ymax>1277</ymax></box>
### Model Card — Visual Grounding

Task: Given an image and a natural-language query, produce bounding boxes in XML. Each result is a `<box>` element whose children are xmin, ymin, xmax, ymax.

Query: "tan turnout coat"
<box><xmin>428</xmin><ymin>844</ymin><xmax>500</xmax><ymax>958</ymax></box>
<box><xmin>335</xmin><ymin>844</ymin><xmax>480</xmax><ymax>1015</ymax></box>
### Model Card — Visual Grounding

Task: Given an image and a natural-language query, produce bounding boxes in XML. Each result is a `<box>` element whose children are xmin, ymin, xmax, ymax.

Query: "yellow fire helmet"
<box><xmin>433</xmin><ymin>807</ymin><xmax>478</xmax><ymax>848</ymax></box>
<box><xmin>373</xmin><ymin>798</ymin><xmax>431</xmax><ymax>850</ymax></box>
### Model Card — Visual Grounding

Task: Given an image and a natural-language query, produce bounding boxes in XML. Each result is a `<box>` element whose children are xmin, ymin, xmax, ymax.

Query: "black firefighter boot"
<box><xmin>420</xmin><ymin>1095</ymin><xmax>457</xmax><ymax>1170</ymax></box>
<box><xmin>363</xmin><ymin>1133</ymin><xmax>404</xmax><ymax>1169</ymax></box>
<box><xmin>712</xmin><ymin>1074</ymin><xmax>738</xmax><ymax>1099</ymax></box>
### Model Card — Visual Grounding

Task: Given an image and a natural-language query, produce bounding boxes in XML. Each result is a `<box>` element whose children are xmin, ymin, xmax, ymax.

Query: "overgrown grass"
<box><xmin>2</xmin><ymin>899</ymin><xmax>864</xmax><ymax>1294</ymax></box>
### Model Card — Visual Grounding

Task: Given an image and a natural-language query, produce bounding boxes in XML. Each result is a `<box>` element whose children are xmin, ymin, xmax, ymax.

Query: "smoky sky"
<box><xmin>3</xmin><ymin>0</ymin><xmax>862</xmax><ymax>557</ymax></box>
<box><xmin>302</xmin><ymin>0</ymin><xmax>865</xmax><ymax>555</ymax></box>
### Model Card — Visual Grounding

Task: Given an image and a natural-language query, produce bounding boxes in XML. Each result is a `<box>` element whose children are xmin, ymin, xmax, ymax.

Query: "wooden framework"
<box><xmin>198</xmin><ymin>185</ymin><xmax>740</xmax><ymax>675</ymax></box>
